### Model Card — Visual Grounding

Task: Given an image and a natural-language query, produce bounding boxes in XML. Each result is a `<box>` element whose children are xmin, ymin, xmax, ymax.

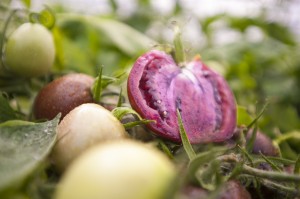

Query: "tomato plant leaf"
<box><xmin>252</xmin><ymin>155</ymin><xmax>295</xmax><ymax>165</ymax></box>
<box><xmin>0</xmin><ymin>115</ymin><xmax>60</xmax><ymax>193</ymax></box>
<box><xmin>246</xmin><ymin>124</ymin><xmax>258</xmax><ymax>153</ymax></box>
<box><xmin>247</xmin><ymin>102</ymin><xmax>268</xmax><ymax>129</ymax></box>
<box><xmin>177</xmin><ymin>109</ymin><xmax>196</xmax><ymax>160</ymax></box>
<box><xmin>57</xmin><ymin>14</ymin><xmax>156</xmax><ymax>56</ymax></box>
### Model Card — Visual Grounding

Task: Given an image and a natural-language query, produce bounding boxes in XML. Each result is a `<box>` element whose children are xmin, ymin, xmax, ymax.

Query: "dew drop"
<box><xmin>162</xmin><ymin>111</ymin><xmax>168</xmax><ymax>117</ymax></box>
<box><xmin>203</xmin><ymin>71</ymin><xmax>210</xmax><ymax>77</ymax></box>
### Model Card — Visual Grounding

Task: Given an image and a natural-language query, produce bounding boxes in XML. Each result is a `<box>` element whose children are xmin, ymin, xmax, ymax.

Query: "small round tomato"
<box><xmin>54</xmin><ymin>140</ymin><xmax>176</xmax><ymax>199</ymax></box>
<box><xmin>50</xmin><ymin>103</ymin><xmax>127</xmax><ymax>171</ymax></box>
<box><xmin>246</xmin><ymin>130</ymin><xmax>279</xmax><ymax>157</ymax></box>
<box><xmin>4</xmin><ymin>22</ymin><xmax>55</xmax><ymax>77</ymax></box>
<box><xmin>33</xmin><ymin>73</ymin><xmax>94</xmax><ymax>120</ymax></box>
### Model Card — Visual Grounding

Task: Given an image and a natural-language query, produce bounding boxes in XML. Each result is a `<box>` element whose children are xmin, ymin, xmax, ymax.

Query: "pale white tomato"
<box><xmin>4</xmin><ymin>23</ymin><xmax>55</xmax><ymax>77</ymax></box>
<box><xmin>50</xmin><ymin>103</ymin><xmax>127</xmax><ymax>171</ymax></box>
<box><xmin>54</xmin><ymin>140</ymin><xmax>176</xmax><ymax>199</ymax></box>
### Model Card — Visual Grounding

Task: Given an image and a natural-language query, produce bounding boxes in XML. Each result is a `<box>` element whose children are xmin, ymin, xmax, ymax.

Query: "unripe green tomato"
<box><xmin>54</xmin><ymin>140</ymin><xmax>176</xmax><ymax>199</ymax></box>
<box><xmin>50</xmin><ymin>103</ymin><xmax>127</xmax><ymax>172</ymax></box>
<box><xmin>4</xmin><ymin>23</ymin><xmax>55</xmax><ymax>77</ymax></box>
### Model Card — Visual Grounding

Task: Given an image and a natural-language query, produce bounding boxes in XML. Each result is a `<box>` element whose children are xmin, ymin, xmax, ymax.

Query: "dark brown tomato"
<box><xmin>33</xmin><ymin>73</ymin><xmax>94</xmax><ymax>120</ymax></box>
<box><xmin>127</xmin><ymin>50</ymin><xmax>237</xmax><ymax>144</ymax></box>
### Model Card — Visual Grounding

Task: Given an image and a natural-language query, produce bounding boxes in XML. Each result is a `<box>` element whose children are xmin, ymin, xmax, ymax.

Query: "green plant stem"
<box><xmin>262</xmin><ymin>179</ymin><xmax>299</xmax><ymax>196</ymax></box>
<box><xmin>172</xmin><ymin>21</ymin><xmax>186</xmax><ymax>66</ymax></box>
<box><xmin>123</xmin><ymin>119</ymin><xmax>154</xmax><ymax>129</ymax></box>
<box><xmin>273</xmin><ymin>131</ymin><xmax>300</xmax><ymax>145</ymax></box>
<box><xmin>93</xmin><ymin>67</ymin><xmax>102</xmax><ymax>102</ymax></box>
<box><xmin>295</xmin><ymin>155</ymin><xmax>300</xmax><ymax>174</ymax></box>
<box><xmin>117</xmin><ymin>88</ymin><xmax>123</xmax><ymax>107</ymax></box>
<box><xmin>217</xmin><ymin>153</ymin><xmax>300</xmax><ymax>184</ymax></box>
<box><xmin>1</xmin><ymin>9</ymin><xmax>18</xmax><ymax>68</ymax></box>
<box><xmin>242</xmin><ymin>164</ymin><xmax>300</xmax><ymax>182</ymax></box>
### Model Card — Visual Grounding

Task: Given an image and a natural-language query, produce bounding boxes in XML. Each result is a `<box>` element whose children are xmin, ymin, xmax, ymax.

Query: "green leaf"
<box><xmin>157</xmin><ymin>140</ymin><xmax>173</xmax><ymax>159</ymax></box>
<box><xmin>264</xmin><ymin>22</ymin><xmax>296</xmax><ymax>46</ymax></box>
<box><xmin>177</xmin><ymin>109</ymin><xmax>196</xmax><ymax>160</ymax></box>
<box><xmin>247</xmin><ymin>102</ymin><xmax>268</xmax><ymax>129</ymax></box>
<box><xmin>57</xmin><ymin>13</ymin><xmax>156</xmax><ymax>56</ymax></box>
<box><xmin>252</xmin><ymin>155</ymin><xmax>295</xmax><ymax>165</ymax></box>
<box><xmin>101</xmin><ymin>76</ymin><xmax>118</xmax><ymax>88</ymax></box>
<box><xmin>0</xmin><ymin>120</ymin><xmax>33</xmax><ymax>127</ymax></box>
<box><xmin>0</xmin><ymin>115</ymin><xmax>60</xmax><ymax>193</ymax></box>
<box><xmin>0</xmin><ymin>94</ymin><xmax>18</xmax><ymax>123</ymax></box>
<box><xmin>246</xmin><ymin>125</ymin><xmax>258</xmax><ymax>153</ymax></box>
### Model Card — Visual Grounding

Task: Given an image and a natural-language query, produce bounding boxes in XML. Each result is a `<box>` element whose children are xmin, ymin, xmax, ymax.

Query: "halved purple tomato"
<box><xmin>127</xmin><ymin>50</ymin><xmax>236</xmax><ymax>144</ymax></box>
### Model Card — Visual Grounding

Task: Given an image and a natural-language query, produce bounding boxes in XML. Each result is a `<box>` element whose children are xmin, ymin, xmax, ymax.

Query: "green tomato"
<box><xmin>4</xmin><ymin>23</ymin><xmax>55</xmax><ymax>77</ymax></box>
<box><xmin>54</xmin><ymin>140</ymin><xmax>176</xmax><ymax>199</ymax></box>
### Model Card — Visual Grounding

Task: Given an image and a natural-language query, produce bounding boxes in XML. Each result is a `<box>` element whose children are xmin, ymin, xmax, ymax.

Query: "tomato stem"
<box><xmin>29</xmin><ymin>7</ymin><xmax>56</xmax><ymax>29</ymax></box>
<box><xmin>0</xmin><ymin>9</ymin><xmax>18</xmax><ymax>69</ymax></box>
<box><xmin>92</xmin><ymin>66</ymin><xmax>103</xmax><ymax>102</ymax></box>
<box><xmin>242</xmin><ymin>164</ymin><xmax>300</xmax><ymax>182</ymax></box>
<box><xmin>172</xmin><ymin>21</ymin><xmax>186</xmax><ymax>66</ymax></box>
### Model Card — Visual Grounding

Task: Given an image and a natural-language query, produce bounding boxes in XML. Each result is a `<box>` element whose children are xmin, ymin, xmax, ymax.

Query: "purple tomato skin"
<box><xmin>127</xmin><ymin>50</ymin><xmax>236</xmax><ymax>144</ymax></box>
<box><xmin>246</xmin><ymin>130</ymin><xmax>279</xmax><ymax>157</ymax></box>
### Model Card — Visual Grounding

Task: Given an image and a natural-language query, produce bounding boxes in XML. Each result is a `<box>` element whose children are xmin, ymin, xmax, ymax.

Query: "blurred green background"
<box><xmin>1</xmin><ymin>0</ymin><xmax>300</xmax><ymax>155</ymax></box>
